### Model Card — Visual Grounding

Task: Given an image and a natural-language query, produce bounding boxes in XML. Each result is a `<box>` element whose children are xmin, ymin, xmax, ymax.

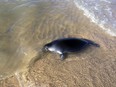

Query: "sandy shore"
<box><xmin>0</xmin><ymin>0</ymin><xmax>116</xmax><ymax>87</ymax></box>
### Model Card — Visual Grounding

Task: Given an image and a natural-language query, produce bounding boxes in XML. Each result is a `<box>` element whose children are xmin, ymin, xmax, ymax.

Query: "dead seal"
<box><xmin>43</xmin><ymin>38</ymin><xmax>99</xmax><ymax>60</ymax></box>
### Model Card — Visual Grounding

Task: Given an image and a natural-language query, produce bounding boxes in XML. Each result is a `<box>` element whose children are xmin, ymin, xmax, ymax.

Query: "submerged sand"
<box><xmin>0</xmin><ymin>0</ymin><xmax>116</xmax><ymax>87</ymax></box>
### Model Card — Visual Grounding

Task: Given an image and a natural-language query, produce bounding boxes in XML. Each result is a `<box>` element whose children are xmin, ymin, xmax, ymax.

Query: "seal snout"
<box><xmin>42</xmin><ymin>43</ymin><xmax>53</xmax><ymax>52</ymax></box>
<box><xmin>42</xmin><ymin>45</ymin><xmax>49</xmax><ymax>52</ymax></box>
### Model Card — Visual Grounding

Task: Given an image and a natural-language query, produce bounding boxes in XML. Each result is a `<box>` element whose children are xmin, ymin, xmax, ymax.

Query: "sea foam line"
<box><xmin>73</xmin><ymin>0</ymin><xmax>116</xmax><ymax>36</ymax></box>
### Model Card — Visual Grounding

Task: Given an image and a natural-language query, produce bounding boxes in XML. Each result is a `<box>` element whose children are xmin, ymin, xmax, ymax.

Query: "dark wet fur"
<box><xmin>43</xmin><ymin>38</ymin><xmax>100</xmax><ymax>60</ymax></box>
<box><xmin>52</xmin><ymin>38</ymin><xmax>100</xmax><ymax>53</ymax></box>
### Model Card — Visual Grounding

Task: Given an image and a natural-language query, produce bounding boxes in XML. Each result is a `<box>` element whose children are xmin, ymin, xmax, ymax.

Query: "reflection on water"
<box><xmin>0</xmin><ymin>0</ymin><xmax>79</xmax><ymax>79</ymax></box>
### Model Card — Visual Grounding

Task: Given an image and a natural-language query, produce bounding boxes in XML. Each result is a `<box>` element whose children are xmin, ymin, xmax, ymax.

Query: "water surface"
<box><xmin>0</xmin><ymin>1</ymin><xmax>116</xmax><ymax>87</ymax></box>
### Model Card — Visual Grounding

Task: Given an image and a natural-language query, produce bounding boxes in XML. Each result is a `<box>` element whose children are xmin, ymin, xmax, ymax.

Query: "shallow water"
<box><xmin>0</xmin><ymin>0</ymin><xmax>116</xmax><ymax>87</ymax></box>
<box><xmin>0</xmin><ymin>0</ymin><xmax>80</xmax><ymax>79</ymax></box>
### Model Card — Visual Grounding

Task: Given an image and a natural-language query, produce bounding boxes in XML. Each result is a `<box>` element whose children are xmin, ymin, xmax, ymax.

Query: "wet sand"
<box><xmin>0</xmin><ymin>0</ymin><xmax>116</xmax><ymax>87</ymax></box>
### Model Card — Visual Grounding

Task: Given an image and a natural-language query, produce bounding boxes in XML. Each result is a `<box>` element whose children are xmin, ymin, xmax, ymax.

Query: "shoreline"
<box><xmin>0</xmin><ymin>0</ymin><xmax>116</xmax><ymax>87</ymax></box>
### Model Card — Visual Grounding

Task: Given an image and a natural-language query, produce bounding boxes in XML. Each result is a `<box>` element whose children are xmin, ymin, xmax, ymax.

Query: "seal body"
<box><xmin>43</xmin><ymin>38</ymin><xmax>99</xmax><ymax>60</ymax></box>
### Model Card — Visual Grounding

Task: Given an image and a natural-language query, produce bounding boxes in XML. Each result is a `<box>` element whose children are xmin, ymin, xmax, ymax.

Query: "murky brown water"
<box><xmin>0</xmin><ymin>0</ymin><xmax>116</xmax><ymax>87</ymax></box>
<box><xmin>0</xmin><ymin>0</ymin><xmax>80</xmax><ymax>79</ymax></box>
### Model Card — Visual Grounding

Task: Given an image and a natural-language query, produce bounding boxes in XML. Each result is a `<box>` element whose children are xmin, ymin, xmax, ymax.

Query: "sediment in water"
<box><xmin>0</xmin><ymin>0</ymin><xmax>116</xmax><ymax>87</ymax></box>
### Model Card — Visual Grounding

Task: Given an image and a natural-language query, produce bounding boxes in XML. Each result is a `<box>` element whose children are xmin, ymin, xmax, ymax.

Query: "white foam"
<box><xmin>74</xmin><ymin>0</ymin><xmax>116</xmax><ymax>36</ymax></box>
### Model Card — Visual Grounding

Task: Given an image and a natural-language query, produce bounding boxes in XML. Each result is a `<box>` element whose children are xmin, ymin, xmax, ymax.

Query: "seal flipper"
<box><xmin>60</xmin><ymin>53</ymin><xmax>67</xmax><ymax>60</ymax></box>
<box><xmin>82</xmin><ymin>38</ymin><xmax>100</xmax><ymax>47</ymax></box>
